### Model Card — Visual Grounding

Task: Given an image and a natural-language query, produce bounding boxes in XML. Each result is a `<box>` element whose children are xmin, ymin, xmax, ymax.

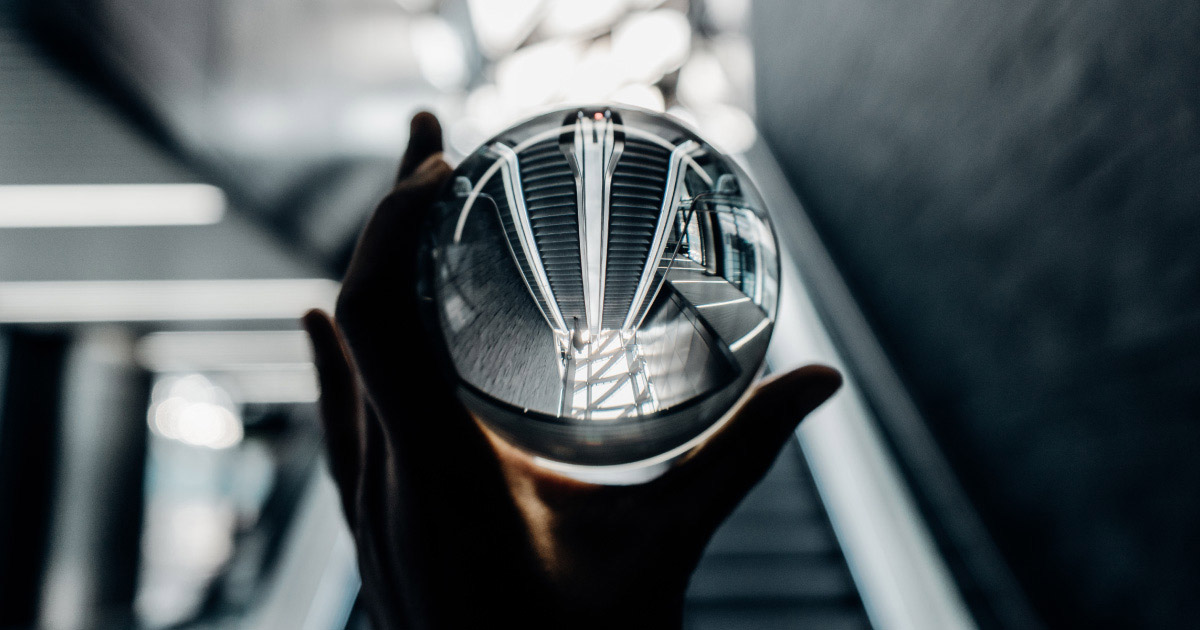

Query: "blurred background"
<box><xmin>0</xmin><ymin>0</ymin><xmax>1196</xmax><ymax>629</ymax></box>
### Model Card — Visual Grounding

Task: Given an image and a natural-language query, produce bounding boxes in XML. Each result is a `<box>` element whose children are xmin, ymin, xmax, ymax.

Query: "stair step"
<box><xmin>685</xmin><ymin>605</ymin><xmax>872</xmax><ymax>630</ymax></box>
<box><xmin>688</xmin><ymin>554</ymin><xmax>857</xmax><ymax>601</ymax></box>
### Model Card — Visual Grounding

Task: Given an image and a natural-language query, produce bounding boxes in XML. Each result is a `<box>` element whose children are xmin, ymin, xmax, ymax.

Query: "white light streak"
<box><xmin>728</xmin><ymin>317</ymin><xmax>771</xmax><ymax>352</ymax></box>
<box><xmin>136</xmin><ymin>330</ymin><xmax>314</xmax><ymax>371</ymax></box>
<box><xmin>0</xmin><ymin>279</ymin><xmax>339</xmax><ymax>323</ymax></box>
<box><xmin>696</xmin><ymin>296</ymin><xmax>751</xmax><ymax>309</ymax></box>
<box><xmin>0</xmin><ymin>184</ymin><xmax>225</xmax><ymax>228</ymax></box>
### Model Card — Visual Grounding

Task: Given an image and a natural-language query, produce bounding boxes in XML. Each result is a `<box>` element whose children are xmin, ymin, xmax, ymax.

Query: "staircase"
<box><xmin>686</xmin><ymin>438</ymin><xmax>872</xmax><ymax>629</ymax></box>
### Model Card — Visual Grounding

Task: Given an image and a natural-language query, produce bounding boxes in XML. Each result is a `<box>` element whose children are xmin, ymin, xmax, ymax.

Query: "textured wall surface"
<box><xmin>752</xmin><ymin>1</ymin><xmax>1199</xmax><ymax>627</ymax></box>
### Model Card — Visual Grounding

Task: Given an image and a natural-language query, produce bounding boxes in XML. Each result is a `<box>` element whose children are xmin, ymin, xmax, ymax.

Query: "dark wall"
<box><xmin>0</xmin><ymin>330</ymin><xmax>68</xmax><ymax>628</ymax></box>
<box><xmin>752</xmin><ymin>1</ymin><xmax>1200</xmax><ymax>628</ymax></box>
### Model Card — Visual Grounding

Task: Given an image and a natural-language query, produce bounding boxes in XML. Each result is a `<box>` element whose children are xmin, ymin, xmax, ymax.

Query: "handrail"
<box><xmin>745</xmin><ymin>140</ymin><xmax>980</xmax><ymax>630</ymax></box>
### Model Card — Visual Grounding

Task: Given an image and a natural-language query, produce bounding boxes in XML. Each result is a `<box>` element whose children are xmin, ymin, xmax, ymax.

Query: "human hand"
<box><xmin>303</xmin><ymin>112</ymin><xmax>842</xmax><ymax>629</ymax></box>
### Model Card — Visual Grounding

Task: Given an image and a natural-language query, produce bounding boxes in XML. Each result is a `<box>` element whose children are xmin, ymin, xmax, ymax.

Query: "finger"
<box><xmin>335</xmin><ymin>136</ymin><xmax>489</xmax><ymax>475</ymax></box>
<box><xmin>396</xmin><ymin>111</ymin><xmax>444</xmax><ymax>183</ymax></box>
<box><xmin>339</xmin><ymin>110</ymin><xmax>449</xmax><ymax>413</ymax></box>
<box><xmin>336</xmin><ymin>154</ymin><xmax>454</xmax><ymax>410</ymax></box>
<box><xmin>303</xmin><ymin>308</ymin><xmax>365</xmax><ymax>521</ymax></box>
<box><xmin>670</xmin><ymin>364</ymin><xmax>842</xmax><ymax>508</ymax></box>
<box><xmin>340</xmin><ymin>152</ymin><xmax>451</xmax><ymax>321</ymax></box>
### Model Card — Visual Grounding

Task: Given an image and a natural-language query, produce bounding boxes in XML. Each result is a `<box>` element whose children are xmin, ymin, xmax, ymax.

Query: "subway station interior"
<box><xmin>0</xmin><ymin>0</ymin><xmax>1197</xmax><ymax>628</ymax></box>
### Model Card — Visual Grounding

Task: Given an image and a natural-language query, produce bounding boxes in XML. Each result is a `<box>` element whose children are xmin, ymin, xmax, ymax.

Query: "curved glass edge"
<box><xmin>424</xmin><ymin>105</ymin><xmax>780</xmax><ymax>471</ymax></box>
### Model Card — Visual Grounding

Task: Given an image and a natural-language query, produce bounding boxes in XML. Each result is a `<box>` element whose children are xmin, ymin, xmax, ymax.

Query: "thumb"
<box><xmin>677</xmin><ymin>364</ymin><xmax>842</xmax><ymax>506</ymax></box>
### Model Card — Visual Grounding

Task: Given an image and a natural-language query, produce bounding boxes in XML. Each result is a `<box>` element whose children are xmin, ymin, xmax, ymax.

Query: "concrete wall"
<box><xmin>752</xmin><ymin>1</ymin><xmax>1200</xmax><ymax>627</ymax></box>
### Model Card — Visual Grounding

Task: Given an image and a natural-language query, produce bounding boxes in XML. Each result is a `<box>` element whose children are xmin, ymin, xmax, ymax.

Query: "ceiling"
<box><xmin>8</xmin><ymin>0</ymin><xmax>756</xmax><ymax>278</ymax></box>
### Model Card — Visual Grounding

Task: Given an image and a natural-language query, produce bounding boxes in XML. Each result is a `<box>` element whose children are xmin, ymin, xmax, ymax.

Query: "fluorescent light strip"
<box><xmin>0</xmin><ymin>279</ymin><xmax>339</xmax><ymax>323</ymax></box>
<box><xmin>138</xmin><ymin>330</ymin><xmax>320</xmax><ymax>403</ymax></box>
<box><xmin>137</xmin><ymin>330</ymin><xmax>314</xmax><ymax>371</ymax></box>
<box><xmin>216</xmin><ymin>366</ymin><xmax>319</xmax><ymax>404</ymax></box>
<box><xmin>696</xmin><ymin>296</ymin><xmax>751</xmax><ymax>309</ymax></box>
<box><xmin>728</xmin><ymin>317</ymin><xmax>771</xmax><ymax>353</ymax></box>
<box><xmin>0</xmin><ymin>184</ymin><xmax>225</xmax><ymax>227</ymax></box>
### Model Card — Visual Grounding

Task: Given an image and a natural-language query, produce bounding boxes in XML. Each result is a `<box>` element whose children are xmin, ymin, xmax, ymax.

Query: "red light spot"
<box><xmin>593</xmin><ymin>111</ymin><xmax>604</xmax><ymax>121</ymax></box>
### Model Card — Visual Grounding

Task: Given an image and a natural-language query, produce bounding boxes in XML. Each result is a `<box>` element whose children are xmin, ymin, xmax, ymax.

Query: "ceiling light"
<box><xmin>467</xmin><ymin>0</ymin><xmax>545</xmax><ymax>58</ymax></box>
<box><xmin>216</xmin><ymin>366</ymin><xmax>319</xmax><ymax>404</ymax></box>
<box><xmin>412</xmin><ymin>16</ymin><xmax>468</xmax><ymax>91</ymax></box>
<box><xmin>543</xmin><ymin>0</ymin><xmax>627</xmax><ymax>37</ymax></box>
<box><xmin>694</xmin><ymin>103</ymin><xmax>758</xmax><ymax>154</ymax></box>
<box><xmin>136</xmin><ymin>330</ymin><xmax>314</xmax><ymax>371</ymax></box>
<box><xmin>137</xmin><ymin>333</ymin><xmax>319</xmax><ymax>404</ymax></box>
<box><xmin>703</xmin><ymin>0</ymin><xmax>751</xmax><ymax>32</ymax></box>
<box><xmin>0</xmin><ymin>279</ymin><xmax>339</xmax><ymax>323</ymax></box>
<box><xmin>495</xmin><ymin>39</ymin><xmax>583</xmax><ymax>111</ymax></box>
<box><xmin>677</xmin><ymin>50</ymin><xmax>732</xmax><ymax>107</ymax></box>
<box><xmin>561</xmin><ymin>41</ymin><xmax>624</xmax><ymax>103</ymax></box>
<box><xmin>610</xmin><ymin>83</ymin><xmax>666</xmax><ymax>111</ymax></box>
<box><xmin>0</xmin><ymin>184</ymin><xmax>225</xmax><ymax>228</ymax></box>
<box><xmin>149</xmin><ymin>374</ymin><xmax>244</xmax><ymax>449</ymax></box>
<box><xmin>611</xmin><ymin>9</ymin><xmax>691</xmax><ymax>83</ymax></box>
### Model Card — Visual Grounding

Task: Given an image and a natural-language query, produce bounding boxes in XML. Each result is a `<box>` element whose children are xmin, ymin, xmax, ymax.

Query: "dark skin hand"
<box><xmin>303</xmin><ymin>112</ymin><xmax>843</xmax><ymax>629</ymax></box>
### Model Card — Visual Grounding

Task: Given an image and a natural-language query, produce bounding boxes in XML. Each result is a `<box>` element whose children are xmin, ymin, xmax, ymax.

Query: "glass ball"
<box><xmin>422</xmin><ymin>106</ymin><xmax>778</xmax><ymax>480</ymax></box>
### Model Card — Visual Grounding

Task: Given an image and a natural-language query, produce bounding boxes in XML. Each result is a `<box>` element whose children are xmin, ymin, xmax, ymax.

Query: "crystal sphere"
<box><xmin>421</xmin><ymin>106</ymin><xmax>778</xmax><ymax>478</ymax></box>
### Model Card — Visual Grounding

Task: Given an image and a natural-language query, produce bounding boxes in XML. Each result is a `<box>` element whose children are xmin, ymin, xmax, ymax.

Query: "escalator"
<box><xmin>687</xmin><ymin>438</ymin><xmax>871</xmax><ymax>629</ymax></box>
<box><xmin>604</xmin><ymin>136</ymin><xmax>673</xmax><ymax>328</ymax></box>
<box><xmin>517</xmin><ymin>138</ymin><xmax>586</xmax><ymax>324</ymax></box>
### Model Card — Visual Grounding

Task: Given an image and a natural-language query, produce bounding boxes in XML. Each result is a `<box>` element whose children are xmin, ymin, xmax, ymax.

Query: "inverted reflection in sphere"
<box><xmin>422</xmin><ymin>106</ymin><xmax>778</xmax><ymax>478</ymax></box>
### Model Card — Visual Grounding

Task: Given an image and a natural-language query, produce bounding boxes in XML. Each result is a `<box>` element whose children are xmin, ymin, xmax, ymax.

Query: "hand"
<box><xmin>303</xmin><ymin>112</ymin><xmax>843</xmax><ymax>629</ymax></box>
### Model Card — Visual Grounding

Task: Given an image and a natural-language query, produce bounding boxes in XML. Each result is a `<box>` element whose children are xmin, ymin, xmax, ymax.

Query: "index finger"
<box><xmin>396</xmin><ymin>111</ymin><xmax>443</xmax><ymax>183</ymax></box>
<box><xmin>334</xmin><ymin>115</ymin><xmax>469</xmax><ymax>446</ymax></box>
